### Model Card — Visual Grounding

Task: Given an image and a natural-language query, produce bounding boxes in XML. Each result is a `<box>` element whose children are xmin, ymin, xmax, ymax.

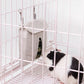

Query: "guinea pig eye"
<box><xmin>47</xmin><ymin>54</ymin><xmax>53</xmax><ymax>60</ymax></box>
<box><xmin>47</xmin><ymin>54</ymin><xmax>51</xmax><ymax>59</ymax></box>
<box><xmin>47</xmin><ymin>52</ymin><xmax>54</xmax><ymax>60</ymax></box>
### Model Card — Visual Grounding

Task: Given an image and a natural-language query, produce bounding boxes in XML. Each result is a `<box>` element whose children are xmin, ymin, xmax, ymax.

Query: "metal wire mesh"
<box><xmin>0</xmin><ymin>0</ymin><xmax>84</xmax><ymax>84</ymax></box>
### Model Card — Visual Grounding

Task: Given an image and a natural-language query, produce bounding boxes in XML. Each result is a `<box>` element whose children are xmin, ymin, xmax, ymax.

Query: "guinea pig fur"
<box><xmin>46</xmin><ymin>49</ymin><xmax>84</xmax><ymax>84</ymax></box>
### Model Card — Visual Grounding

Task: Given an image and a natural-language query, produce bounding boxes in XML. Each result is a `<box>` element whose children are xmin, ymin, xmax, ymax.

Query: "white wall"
<box><xmin>46</xmin><ymin>0</ymin><xmax>84</xmax><ymax>57</ymax></box>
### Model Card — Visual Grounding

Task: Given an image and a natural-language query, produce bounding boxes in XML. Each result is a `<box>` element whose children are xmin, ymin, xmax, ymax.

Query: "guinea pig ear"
<box><xmin>56</xmin><ymin>49</ymin><xmax>61</xmax><ymax>52</ymax></box>
<box><xmin>47</xmin><ymin>54</ymin><xmax>52</xmax><ymax>59</ymax></box>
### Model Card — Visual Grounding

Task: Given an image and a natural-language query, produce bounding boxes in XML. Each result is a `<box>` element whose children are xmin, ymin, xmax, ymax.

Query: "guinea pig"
<box><xmin>45</xmin><ymin>49</ymin><xmax>84</xmax><ymax>84</ymax></box>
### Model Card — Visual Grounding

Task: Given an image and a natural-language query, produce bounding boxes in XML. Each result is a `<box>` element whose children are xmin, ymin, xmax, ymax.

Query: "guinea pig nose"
<box><xmin>49</xmin><ymin>67</ymin><xmax>54</xmax><ymax>71</ymax></box>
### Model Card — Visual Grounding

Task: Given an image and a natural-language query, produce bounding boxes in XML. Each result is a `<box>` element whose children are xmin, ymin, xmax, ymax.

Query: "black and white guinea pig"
<box><xmin>45</xmin><ymin>49</ymin><xmax>84</xmax><ymax>84</ymax></box>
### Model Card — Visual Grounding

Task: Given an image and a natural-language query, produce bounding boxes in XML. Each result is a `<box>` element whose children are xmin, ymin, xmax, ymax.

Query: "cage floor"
<box><xmin>6</xmin><ymin>63</ymin><xmax>60</xmax><ymax>84</ymax></box>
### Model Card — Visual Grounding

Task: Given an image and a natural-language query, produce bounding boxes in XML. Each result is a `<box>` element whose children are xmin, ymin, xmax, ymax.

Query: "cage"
<box><xmin>0</xmin><ymin>0</ymin><xmax>84</xmax><ymax>84</ymax></box>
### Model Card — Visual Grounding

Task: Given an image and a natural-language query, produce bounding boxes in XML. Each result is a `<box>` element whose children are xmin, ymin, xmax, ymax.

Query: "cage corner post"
<box><xmin>0</xmin><ymin>0</ymin><xmax>2</xmax><ymax>70</ymax></box>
